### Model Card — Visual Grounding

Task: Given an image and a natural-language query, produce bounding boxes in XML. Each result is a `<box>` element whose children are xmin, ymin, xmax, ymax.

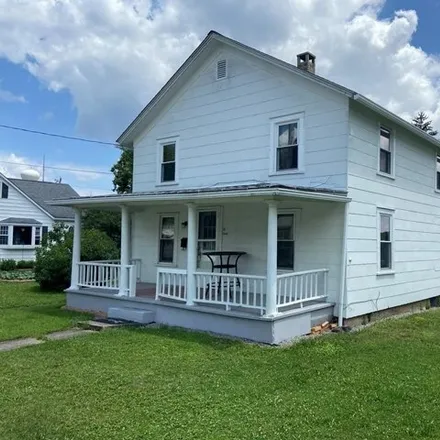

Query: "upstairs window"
<box><xmin>1</xmin><ymin>183</ymin><xmax>8</xmax><ymax>199</ymax></box>
<box><xmin>0</xmin><ymin>226</ymin><xmax>8</xmax><ymax>245</ymax></box>
<box><xmin>436</xmin><ymin>154</ymin><xmax>440</xmax><ymax>191</ymax></box>
<box><xmin>271</xmin><ymin>114</ymin><xmax>304</xmax><ymax>174</ymax></box>
<box><xmin>379</xmin><ymin>127</ymin><xmax>393</xmax><ymax>175</ymax></box>
<box><xmin>158</xmin><ymin>139</ymin><xmax>178</xmax><ymax>184</ymax></box>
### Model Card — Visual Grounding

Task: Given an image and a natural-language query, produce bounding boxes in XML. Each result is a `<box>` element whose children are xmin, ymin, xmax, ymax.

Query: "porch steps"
<box><xmin>108</xmin><ymin>307</ymin><xmax>155</xmax><ymax>324</ymax></box>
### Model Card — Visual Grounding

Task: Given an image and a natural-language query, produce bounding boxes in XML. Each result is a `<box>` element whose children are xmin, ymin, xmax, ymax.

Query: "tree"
<box><xmin>412</xmin><ymin>111</ymin><xmax>438</xmax><ymax>136</ymax></box>
<box><xmin>35</xmin><ymin>223</ymin><xmax>119</xmax><ymax>291</ymax></box>
<box><xmin>82</xmin><ymin>209</ymin><xmax>121</xmax><ymax>247</ymax></box>
<box><xmin>111</xmin><ymin>148</ymin><xmax>133</xmax><ymax>194</ymax></box>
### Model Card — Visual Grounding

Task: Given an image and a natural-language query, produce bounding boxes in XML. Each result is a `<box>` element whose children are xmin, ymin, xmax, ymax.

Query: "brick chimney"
<box><xmin>297</xmin><ymin>52</ymin><xmax>316</xmax><ymax>74</ymax></box>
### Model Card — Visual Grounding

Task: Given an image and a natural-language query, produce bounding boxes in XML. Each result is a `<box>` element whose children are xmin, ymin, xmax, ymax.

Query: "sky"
<box><xmin>0</xmin><ymin>0</ymin><xmax>439</xmax><ymax>195</ymax></box>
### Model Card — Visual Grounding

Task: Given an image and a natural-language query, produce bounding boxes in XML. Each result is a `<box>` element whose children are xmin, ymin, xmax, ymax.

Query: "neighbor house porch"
<box><xmin>54</xmin><ymin>184</ymin><xmax>349</xmax><ymax>342</ymax></box>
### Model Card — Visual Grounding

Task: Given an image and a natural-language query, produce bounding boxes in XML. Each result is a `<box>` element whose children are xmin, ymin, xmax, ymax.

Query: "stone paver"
<box><xmin>0</xmin><ymin>338</ymin><xmax>43</xmax><ymax>352</ymax></box>
<box><xmin>45</xmin><ymin>329</ymin><xmax>95</xmax><ymax>341</ymax></box>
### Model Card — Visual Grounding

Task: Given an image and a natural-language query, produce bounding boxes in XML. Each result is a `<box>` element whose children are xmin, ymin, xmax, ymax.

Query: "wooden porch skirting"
<box><xmin>65</xmin><ymin>289</ymin><xmax>334</xmax><ymax>344</ymax></box>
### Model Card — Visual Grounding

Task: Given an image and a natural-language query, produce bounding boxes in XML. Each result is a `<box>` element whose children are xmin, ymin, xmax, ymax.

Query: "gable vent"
<box><xmin>216</xmin><ymin>59</ymin><xmax>227</xmax><ymax>80</ymax></box>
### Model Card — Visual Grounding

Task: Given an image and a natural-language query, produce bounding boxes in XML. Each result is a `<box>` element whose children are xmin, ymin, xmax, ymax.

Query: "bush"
<box><xmin>0</xmin><ymin>270</ymin><xmax>34</xmax><ymax>280</ymax></box>
<box><xmin>35</xmin><ymin>223</ymin><xmax>119</xmax><ymax>291</ymax></box>
<box><xmin>16</xmin><ymin>260</ymin><xmax>35</xmax><ymax>270</ymax></box>
<box><xmin>0</xmin><ymin>259</ymin><xmax>16</xmax><ymax>271</ymax></box>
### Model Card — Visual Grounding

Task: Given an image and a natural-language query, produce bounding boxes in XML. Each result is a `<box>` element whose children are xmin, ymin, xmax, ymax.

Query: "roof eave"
<box><xmin>353</xmin><ymin>94</ymin><xmax>440</xmax><ymax>148</ymax></box>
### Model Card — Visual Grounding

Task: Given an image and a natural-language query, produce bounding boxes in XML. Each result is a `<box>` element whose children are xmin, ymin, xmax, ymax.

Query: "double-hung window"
<box><xmin>158</xmin><ymin>215</ymin><xmax>177</xmax><ymax>264</ymax></box>
<box><xmin>271</xmin><ymin>114</ymin><xmax>303</xmax><ymax>174</ymax></box>
<box><xmin>378</xmin><ymin>209</ymin><xmax>393</xmax><ymax>272</ymax></box>
<box><xmin>198</xmin><ymin>211</ymin><xmax>217</xmax><ymax>253</ymax></box>
<box><xmin>379</xmin><ymin>127</ymin><xmax>393</xmax><ymax>176</ymax></box>
<box><xmin>277</xmin><ymin>214</ymin><xmax>295</xmax><ymax>270</ymax></box>
<box><xmin>158</xmin><ymin>138</ymin><xmax>178</xmax><ymax>184</ymax></box>
<box><xmin>436</xmin><ymin>154</ymin><xmax>440</xmax><ymax>191</ymax></box>
<box><xmin>0</xmin><ymin>226</ymin><xmax>8</xmax><ymax>245</ymax></box>
<box><xmin>1</xmin><ymin>183</ymin><xmax>8</xmax><ymax>199</ymax></box>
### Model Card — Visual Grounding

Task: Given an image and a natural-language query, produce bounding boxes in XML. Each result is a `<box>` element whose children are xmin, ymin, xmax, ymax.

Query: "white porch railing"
<box><xmin>77</xmin><ymin>262</ymin><xmax>137</xmax><ymax>297</ymax></box>
<box><xmin>194</xmin><ymin>272</ymin><xmax>267</xmax><ymax>313</ymax></box>
<box><xmin>276</xmin><ymin>268</ymin><xmax>328</xmax><ymax>310</ymax></box>
<box><xmin>156</xmin><ymin>268</ymin><xmax>187</xmax><ymax>302</ymax></box>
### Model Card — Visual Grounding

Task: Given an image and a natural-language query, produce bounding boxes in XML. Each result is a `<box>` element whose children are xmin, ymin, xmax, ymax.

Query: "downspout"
<box><xmin>338</xmin><ymin>201</ymin><xmax>349</xmax><ymax>327</ymax></box>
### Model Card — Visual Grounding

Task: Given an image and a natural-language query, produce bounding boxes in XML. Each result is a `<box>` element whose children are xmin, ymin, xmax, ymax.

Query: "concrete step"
<box><xmin>108</xmin><ymin>307</ymin><xmax>155</xmax><ymax>324</ymax></box>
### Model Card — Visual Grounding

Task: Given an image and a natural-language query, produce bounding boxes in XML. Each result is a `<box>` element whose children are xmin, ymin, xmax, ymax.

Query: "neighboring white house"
<box><xmin>53</xmin><ymin>31</ymin><xmax>440</xmax><ymax>344</ymax></box>
<box><xmin>0</xmin><ymin>170</ymin><xmax>78</xmax><ymax>261</ymax></box>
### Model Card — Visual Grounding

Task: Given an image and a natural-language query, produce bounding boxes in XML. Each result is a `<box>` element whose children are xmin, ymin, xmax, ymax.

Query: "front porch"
<box><xmin>56</xmin><ymin>183</ymin><xmax>349</xmax><ymax>342</ymax></box>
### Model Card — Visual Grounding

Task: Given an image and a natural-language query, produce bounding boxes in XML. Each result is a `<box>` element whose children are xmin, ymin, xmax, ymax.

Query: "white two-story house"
<box><xmin>54</xmin><ymin>31</ymin><xmax>440</xmax><ymax>344</ymax></box>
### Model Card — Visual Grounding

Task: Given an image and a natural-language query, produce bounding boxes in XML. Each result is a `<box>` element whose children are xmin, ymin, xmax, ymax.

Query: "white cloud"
<box><xmin>0</xmin><ymin>88</ymin><xmax>26</xmax><ymax>103</ymax></box>
<box><xmin>0</xmin><ymin>152</ymin><xmax>112</xmax><ymax>196</ymax></box>
<box><xmin>0</xmin><ymin>0</ymin><xmax>439</xmax><ymax>136</ymax></box>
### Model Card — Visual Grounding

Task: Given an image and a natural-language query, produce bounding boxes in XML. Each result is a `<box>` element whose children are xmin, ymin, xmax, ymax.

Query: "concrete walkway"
<box><xmin>0</xmin><ymin>329</ymin><xmax>94</xmax><ymax>352</ymax></box>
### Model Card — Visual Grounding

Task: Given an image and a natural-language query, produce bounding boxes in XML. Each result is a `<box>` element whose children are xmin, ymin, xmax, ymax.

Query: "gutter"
<box><xmin>353</xmin><ymin>94</ymin><xmax>440</xmax><ymax>149</ymax></box>
<box><xmin>337</xmin><ymin>201</ymin><xmax>349</xmax><ymax>327</ymax></box>
<box><xmin>49</xmin><ymin>188</ymin><xmax>351</xmax><ymax>207</ymax></box>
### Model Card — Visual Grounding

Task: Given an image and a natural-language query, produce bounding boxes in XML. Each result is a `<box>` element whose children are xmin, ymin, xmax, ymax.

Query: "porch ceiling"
<box><xmin>48</xmin><ymin>183</ymin><xmax>350</xmax><ymax>209</ymax></box>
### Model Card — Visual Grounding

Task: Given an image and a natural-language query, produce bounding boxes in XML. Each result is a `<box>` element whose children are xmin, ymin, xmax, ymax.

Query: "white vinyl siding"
<box><xmin>133</xmin><ymin>47</ymin><xmax>349</xmax><ymax>192</ymax></box>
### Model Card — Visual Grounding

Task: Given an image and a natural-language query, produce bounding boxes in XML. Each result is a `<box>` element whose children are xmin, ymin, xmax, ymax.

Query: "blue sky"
<box><xmin>0</xmin><ymin>0</ymin><xmax>439</xmax><ymax>195</ymax></box>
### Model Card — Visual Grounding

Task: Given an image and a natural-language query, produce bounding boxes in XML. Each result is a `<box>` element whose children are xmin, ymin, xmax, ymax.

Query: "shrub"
<box><xmin>0</xmin><ymin>270</ymin><xmax>34</xmax><ymax>280</ymax></box>
<box><xmin>16</xmin><ymin>260</ymin><xmax>35</xmax><ymax>270</ymax></box>
<box><xmin>0</xmin><ymin>259</ymin><xmax>16</xmax><ymax>271</ymax></box>
<box><xmin>35</xmin><ymin>224</ymin><xmax>119</xmax><ymax>291</ymax></box>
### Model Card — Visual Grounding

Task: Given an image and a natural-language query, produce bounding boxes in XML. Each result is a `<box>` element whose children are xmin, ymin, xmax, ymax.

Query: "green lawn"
<box><xmin>0</xmin><ymin>282</ymin><xmax>91</xmax><ymax>341</ymax></box>
<box><xmin>0</xmin><ymin>286</ymin><xmax>440</xmax><ymax>439</ymax></box>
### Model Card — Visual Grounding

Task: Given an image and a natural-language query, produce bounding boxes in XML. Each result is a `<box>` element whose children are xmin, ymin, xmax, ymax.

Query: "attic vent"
<box><xmin>216</xmin><ymin>59</ymin><xmax>227</xmax><ymax>80</ymax></box>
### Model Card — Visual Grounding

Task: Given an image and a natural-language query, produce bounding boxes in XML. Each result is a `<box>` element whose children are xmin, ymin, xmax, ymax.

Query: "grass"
<box><xmin>0</xmin><ymin>282</ymin><xmax>91</xmax><ymax>341</ymax></box>
<box><xmin>1</xmin><ymin>301</ymin><xmax>440</xmax><ymax>439</ymax></box>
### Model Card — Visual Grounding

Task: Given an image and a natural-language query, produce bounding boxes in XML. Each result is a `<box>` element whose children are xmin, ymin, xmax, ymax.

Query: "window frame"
<box><xmin>0</xmin><ymin>225</ymin><xmax>9</xmax><ymax>245</ymax></box>
<box><xmin>270</xmin><ymin>113</ymin><xmax>305</xmax><ymax>176</ymax></box>
<box><xmin>377</xmin><ymin>124</ymin><xmax>395</xmax><ymax>179</ymax></box>
<box><xmin>157</xmin><ymin>213</ymin><xmax>179</xmax><ymax>266</ymax></box>
<box><xmin>276</xmin><ymin>209</ymin><xmax>300</xmax><ymax>272</ymax></box>
<box><xmin>1</xmin><ymin>182</ymin><xmax>8</xmax><ymax>199</ymax></box>
<box><xmin>377</xmin><ymin>208</ymin><xmax>395</xmax><ymax>275</ymax></box>
<box><xmin>156</xmin><ymin>136</ymin><xmax>179</xmax><ymax>186</ymax></box>
<box><xmin>197</xmin><ymin>207</ymin><xmax>222</xmax><ymax>258</ymax></box>
<box><xmin>435</xmin><ymin>152</ymin><xmax>440</xmax><ymax>192</ymax></box>
<box><xmin>0</xmin><ymin>224</ymin><xmax>44</xmax><ymax>247</ymax></box>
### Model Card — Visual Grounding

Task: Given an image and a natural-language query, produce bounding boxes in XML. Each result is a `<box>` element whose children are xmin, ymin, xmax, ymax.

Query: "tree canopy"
<box><xmin>111</xmin><ymin>149</ymin><xmax>133</xmax><ymax>194</ymax></box>
<box><xmin>411</xmin><ymin>111</ymin><xmax>438</xmax><ymax>137</ymax></box>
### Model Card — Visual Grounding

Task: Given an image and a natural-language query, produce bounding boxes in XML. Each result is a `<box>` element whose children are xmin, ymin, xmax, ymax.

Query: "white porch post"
<box><xmin>186</xmin><ymin>203</ymin><xmax>197</xmax><ymax>306</ymax></box>
<box><xmin>70</xmin><ymin>208</ymin><xmax>81</xmax><ymax>290</ymax></box>
<box><xmin>118</xmin><ymin>205</ymin><xmax>130</xmax><ymax>296</ymax></box>
<box><xmin>266</xmin><ymin>201</ymin><xmax>278</xmax><ymax>316</ymax></box>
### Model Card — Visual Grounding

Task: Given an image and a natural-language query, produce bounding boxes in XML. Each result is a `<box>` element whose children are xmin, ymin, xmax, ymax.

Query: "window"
<box><xmin>271</xmin><ymin>114</ymin><xmax>303</xmax><ymax>174</ymax></box>
<box><xmin>158</xmin><ymin>140</ymin><xmax>177</xmax><ymax>184</ymax></box>
<box><xmin>1</xmin><ymin>183</ymin><xmax>8</xmax><ymax>199</ymax></box>
<box><xmin>216</xmin><ymin>59</ymin><xmax>227</xmax><ymax>80</ymax></box>
<box><xmin>277</xmin><ymin>214</ymin><xmax>295</xmax><ymax>270</ymax></box>
<box><xmin>198</xmin><ymin>211</ymin><xmax>217</xmax><ymax>252</ymax></box>
<box><xmin>35</xmin><ymin>227</ymin><xmax>41</xmax><ymax>246</ymax></box>
<box><xmin>12</xmin><ymin>226</ymin><xmax>32</xmax><ymax>245</ymax></box>
<box><xmin>379</xmin><ymin>127</ymin><xmax>392</xmax><ymax>175</ymax></box>
<box><xmin>436</xmin><ymin>154</ymin><xmax>440</xmax><ymax>191</ymax></box>
<box><xmin>42</xmin><ymin>226</ymin><xmax>49</xmax><ymax>240</ymax></box>
<box><xmin>378</xmin><ymin>210</ymin><xmax>393</xmax><ymax>271</ymax></box>
<box><xmin>0</xmin><ymin>226</ymin><xmax>8</xmax><ymax>245</ymax></box>
<box><xmin>158</xmin><ymin>215</ymin><xmax>177</xmax><ymax>263</ymax></box>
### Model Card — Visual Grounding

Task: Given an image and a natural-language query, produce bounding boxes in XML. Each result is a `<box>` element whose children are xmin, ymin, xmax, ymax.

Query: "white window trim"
<box><xmin>197</xmin><ymin>206</ymin><xmax>223</xmax><ymax>254</ymax></box>
<box><xmin>435</xmin><ymin>151</ymin><xmax>440</xmax><ymax>193</ymax></box>
<box><xmin>156</xmin><ymin>136</ymin><xmax>179</xmax><ymax>187</ymax></box>
<box><xmin>377</xmin><ymin>124</ymin><xmax>396</xmax><ymax>179</ymax></box>
<box><xmin>377</xmin><ymin>207</ymin><xmax>395</xmax><ymax>275</ymax></box>
<box><xmin>276</xmin><ymin>208</ymin><xmax>301</xmax><ymax>273</ymax></box>
<box><xmin>269</xmin><ymin>113</ymin><xmax>305</xmax><ymax>176</ymax></box>
<box><xmin>157</xmin><ymin>213</ymin><xmax>179</xmax><ymax>267</ymax></box>
<box><xmin>0</xmin><ymin>224</ymin><xmax>43</xmax><ymax>248</ymax></box>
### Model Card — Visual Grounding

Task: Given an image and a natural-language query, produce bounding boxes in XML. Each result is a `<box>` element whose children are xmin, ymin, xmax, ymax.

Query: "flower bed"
<box><xmin>0</xmin><ymin>269</ymin><xmax>35</xmax><ymax>281</ymax></box>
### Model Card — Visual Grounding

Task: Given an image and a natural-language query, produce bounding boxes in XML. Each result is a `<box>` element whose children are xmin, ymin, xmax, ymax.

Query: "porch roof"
<box><xmin>49</xmin><ymin>183</ymin><xmax>350</xmax><ymax>209</ymax></box>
